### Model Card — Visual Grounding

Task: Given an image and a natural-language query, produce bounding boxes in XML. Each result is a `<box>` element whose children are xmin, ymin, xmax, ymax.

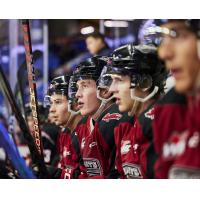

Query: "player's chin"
<box><xmin>55</xmin><ymin>121</ymin><xmax>61</xmax><ymax>126</ymax></box>
<box><xmin>80</xmin><ymin>108</ymin><xmax>89</xmax><ymax>116</ymax></box>
<box><xmin>175</xmin><ymin>79</ymin><xmax>193</xmax><ymax>94</ymax></box>
<box><xmin>118</xmin><ymin>104</ymin><xmax>128</xmax><ymax>113</ymax></box>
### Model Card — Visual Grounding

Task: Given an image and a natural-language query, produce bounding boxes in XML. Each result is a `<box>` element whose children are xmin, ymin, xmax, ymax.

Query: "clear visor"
<box><xmin>68</xmin><ymin>76</ymin><xmax>80</xmax><ymax>114</ymax></box>
<box><xmin>96</xmin><ymin>66</ymin><xmax>114</xmax><ymax>101</ymax></box>
<box><xmin>143</xmin><ymin>26</ymin><xmax>178</xmax><ymax>46</ymax></box>
<box><xmin>44</xmin><ymin>94</ymin><xmax>51</xmax><ymax>108</ymax></box>
<box><xmin>68</xmin><ymin>76</ymin><xmax>78</xmax><ymax>101</ymax></box>
<box><xmin>97</xmin><ymin>66</ymin><xmax>113</xmax><ymax>89</ymax></box>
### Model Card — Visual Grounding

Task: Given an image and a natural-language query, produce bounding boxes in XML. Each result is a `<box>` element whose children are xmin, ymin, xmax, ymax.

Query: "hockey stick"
<box><xmin>21</xmin><ymin>20</ymin><xmax>43</xmax><ymax>155</ymax></box>
<box><xmin>0</xmin><ymin>65</ymin><xmax>48</xmax><ymax>178</ymax></box>
<box><xmin>0</xmin><ymin>123</ymin><xmax>36</xmax><ymax>178</ymax></box>
<box><xmin>14</xmin><ymin>50</ymin><xmax>43</xmax><ymax>117</ymax></box>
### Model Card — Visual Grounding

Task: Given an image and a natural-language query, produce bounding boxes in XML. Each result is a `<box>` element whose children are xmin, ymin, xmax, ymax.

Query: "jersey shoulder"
<box><xmin>157</xmin><ymin>87</ymin><xmax>187</xmax><ymax>106</ymax></box>
<box><xmin>138</xmin><ymin>103</ymin><xmax>155</xmax><ymax>140</ymax></box>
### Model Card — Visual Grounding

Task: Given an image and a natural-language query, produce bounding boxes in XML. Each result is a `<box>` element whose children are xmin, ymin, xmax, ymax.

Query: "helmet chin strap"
<box><xmin>64</xmin><ymin>109</ymin><xmax>79</xmax><ymax>132</ymax></box>
<box><xmin>130</xmin><ymin>86</ymin><xmax>159</xmax><ymax>102</ymax></box>
<box><xmin>92</xmin><ymin>100</ymin><xmax>107</xmax><ymax>121</ymax></box>
<box><xmin>67</xmin><ymin>101</ymin><xmax>80</xmax><ymax>115</ymax></box>
<box><xmin>92</xmin><ymin>89</ymin><xmax>114</xmax><ymax>121</ymax></box>
<box><xmin>96</xmin><ymin>89</ymin><xmax>114</xmax><ymax>102</ymax></box>
<box><xmin>63</xmin><ymin>111</ymin><xmax>73</xmax><ymax>129</ymax></box>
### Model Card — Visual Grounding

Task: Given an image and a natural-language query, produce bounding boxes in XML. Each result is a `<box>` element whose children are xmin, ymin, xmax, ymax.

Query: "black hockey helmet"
<box><xmin>108</xmin><ymin>44</ymin><xmax>167</xmax><ymax>102</ymax></box>
<box><xmin>69</xmin><ymin>56</ymin><xmax>107</xmax><ymax>100</ymax></box>
<box><xmin>48</xmin><ymin>75</ymin><xmax>70</xmax><ymax>97</ymax></box>
<box><xmin>73</xmin><ymin>56</ymin><xmax>107</xmax><ymax>82</ymax></box>
<box><xmin>44</xmin><ymin>75</ymin><xmax>70</xmax><ymax>108</ymax></box>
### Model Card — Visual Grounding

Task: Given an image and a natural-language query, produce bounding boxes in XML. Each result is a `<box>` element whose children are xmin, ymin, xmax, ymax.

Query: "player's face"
<box><xmin>49</xmin><ymin>94</ymin><xmax>70</xmax><ymax>127</ymax></box>
<box><xmin>158</xmin><ymin>21</ymin><xmax>200</xmax><ymax>94</ymax></box>
<box><xmin>109</xmin><ymin>74</ymin><xmax>134</xmax><ymax>112</ymax></box>
<box><xmin>48</xmin><ymin>112</ymin><xmax>56</xmax><ymax>123</ymax></box>
<box><xmin>76</xmin><ymin>79</ymin><xmax>101</xmax><ymax>116</ymax></box>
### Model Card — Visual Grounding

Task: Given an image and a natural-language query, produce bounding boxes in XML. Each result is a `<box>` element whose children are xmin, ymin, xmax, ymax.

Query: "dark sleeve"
<box><xmin>137</xmin><ymin>106</ymin><xmax>158</xmax><ymax>178</ymax></box>
<box><xmin>41</xmin><ymin>123</ymin><xmax>60</xmax><ymax>166</ymax></box>
<box><xmin>70</xmin><ymin>131</ymin><xmax>87</xmax><ymax>179</ymax></box>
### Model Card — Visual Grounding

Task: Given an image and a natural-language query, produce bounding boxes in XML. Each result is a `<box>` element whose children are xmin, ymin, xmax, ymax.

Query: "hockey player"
<box><xmin>145</xmin><ymin>19</ymin><xmax>200</xmax><ymax>178</ymax></box>
<box><xmin>46</xmin><ymin>75</ymin><xmax>82</xmax><ymax>178</ymax></box>
<box><xmin>108</xmin><ymin>44</ymin><xmax>167</xmax><ymax>178</ymax></box>
<box><xmin>68</xmin><ymin>56</ymin><xmax>132</xmax><ymax>178</ymax></box>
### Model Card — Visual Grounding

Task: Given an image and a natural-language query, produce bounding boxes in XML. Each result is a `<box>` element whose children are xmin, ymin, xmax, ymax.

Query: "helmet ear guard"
<box><xmin>67</xmin><ymin>100</ymin><xmax>80</xmax><ymax>115</ymax></box>
<box><xmin>131</xmin><ymin>74</ymin><xmax>153</xmax><ymax>91</ymax></box>
<box><xmin>96</xmin><ymin>87</ymin><xmax>114</xmax><ymax>102</ymax></box>
<box><xmin>130</xmin><ymin>73</ymin><xmax>159</xmax><ymax>102</ymax></box>
<box><xmin>138</xmin><ymin>74</ymin><xmax>153</xmax><ymax>91</ymax></box>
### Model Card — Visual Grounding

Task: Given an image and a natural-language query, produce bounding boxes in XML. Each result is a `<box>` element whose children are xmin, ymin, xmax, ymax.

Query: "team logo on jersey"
<box><xmin>144</xmin><ymin>108</ymin><xmax>155</xmax><ymax>120</ymax></box>
<box><xmin>89</xmin><ymin>142</ymin><xmax>97</xmax><ymax>148</ymax></box>
<box><xmin>63</xmin><ymin>146</ymin><xmax>71</xmax><ymax>157</ymax></box>
<box><xmin>133</xmin><ymin>143</ymin><xmax>139</xmax><ymax>152</ymax></box>
<box><xmin>162</xmin><ymin>130</ymin><xmax>189</xmax><ymax>160</ymax></box>
<box><xmin>122</xmin><ymin>163</ymin><xmax>143</xmax><ymax>178</ymax></box>
<box><xmin>169</xmin><ymin>166</ymin><xmax>200</xmax><ymax>179</ymax></box>
<box><xmin>163</xmin><ymin>131</ymin><xmax>200</xmax><ymax>160</ymax></box>
<box><xmin>83</xmin><ymin>158</ymin><xmax>102</xmax><ymax>176</ymax></box>
<box><xmin>81</xmin><ymin>138</ymin><xmax>86</xmax><ymax>149</ymax></box>
<box><xmin>102</xmin><ymin>113</ymin><xmax>122</xmax><ymax>122</ymax></box>
<box><xmin>188</xmin><ymin>131</ymin><xmax>200</xmax><ymax>148</ymax></box>
<box><xmin>121</xmin><ymin>140</ymin><xmax>131</xmax><ymax>155</ymax></box>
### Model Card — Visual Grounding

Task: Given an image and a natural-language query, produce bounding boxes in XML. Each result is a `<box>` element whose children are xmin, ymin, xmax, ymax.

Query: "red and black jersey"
<box><xmin>117</xmin><ymin>103</ymin><xmax>156</xmax><ymax>179</ymax></box>
<box><xmin>112</xmin><ymin>113</ymin><xmax>135</xmax><ymax>178</ymax></box>
<box><xmin>94</xmin><ymin>104</ymin><xmax>133</xmax><ymax>178</ymax></box>
<box><xmin>56</xmin><ymin>126</ymin><xmax>86</xmax><ymax>179</ymax></box>
<box><xmin>168</xmin><ymin>92</ymin><xmax>200</xmax><ymax>178</ymax></box>
<box><xmin>152</xmin><ymin>88</ymin><xmax>190</xmax><ymax>178</ymax></box>
<box><xmin>72</xmin><ymin>103</ymin><xmax>133</xmax><ymax>178</ymax></box>
<box><xmin>42</xmin><ymin>122</ymin><xmax>60</xmax><ymax>166</ymax></box>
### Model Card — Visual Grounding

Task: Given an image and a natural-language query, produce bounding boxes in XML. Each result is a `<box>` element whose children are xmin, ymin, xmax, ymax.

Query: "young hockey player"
<box><xmin>46</xmin><ymin>75</ymin><xmax>82</xmax><ymax>178</ymax></box>
<box><xmin>68</xmin><ymin>56</ymin><xmax>132</xmax><ymax>178</ymax></box>
<box><xmin>108</xmin><ymin>44</ymin><xmax>167</xmax><ymax>178</ymax></box>
<box><xmin>145</xmin><ymin>19</ymin><xmax>200</xmax><ymax>178</ymax></box>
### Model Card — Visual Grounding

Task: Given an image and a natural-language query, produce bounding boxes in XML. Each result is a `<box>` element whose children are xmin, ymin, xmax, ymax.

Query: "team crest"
<box><xmin>144</xmin><ymin>108</ymin><xmax>155</xmax><ymax>120</ymax></box>
<box><xmin>102</xmin><ymin>113</ymin><xmax>122</xmax><ymax>122</ymax></box>
<box><xmin>121</xmin><ymin>140</ymin><xmax>131</xmax><ymax>154</ymax></box>
<box><xmin>81</xmin><ymin>138</ymin><xmax>86</xmax><ymax>149</ymax></box>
